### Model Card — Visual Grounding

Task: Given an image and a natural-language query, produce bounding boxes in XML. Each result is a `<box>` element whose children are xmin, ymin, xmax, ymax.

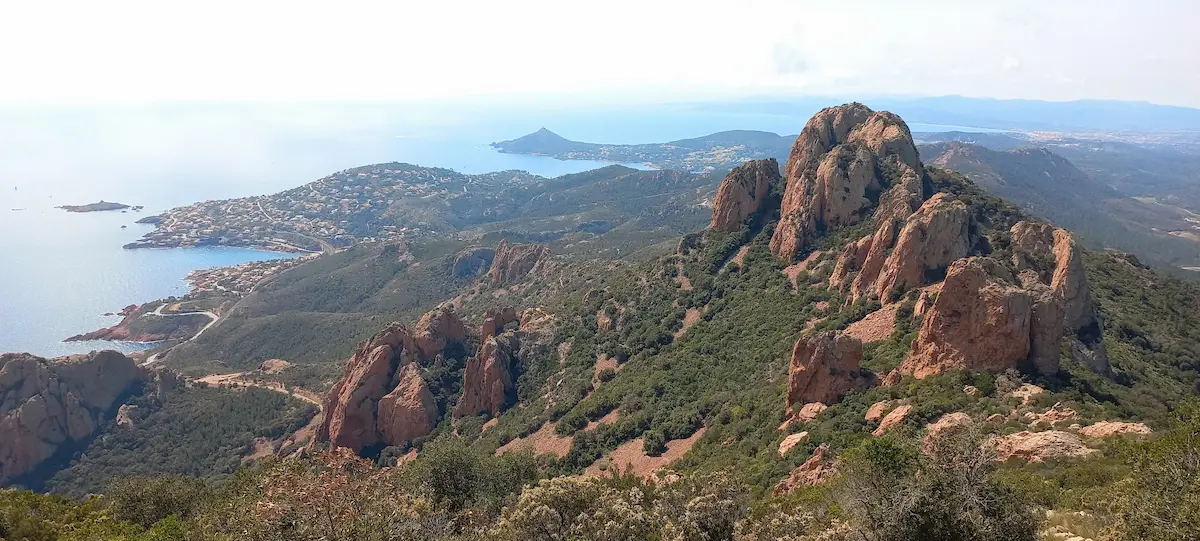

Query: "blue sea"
<box><xmin>0</xmin><ymin>101</ymin><xmax>1001</xmax><ymax>357</ymax></box>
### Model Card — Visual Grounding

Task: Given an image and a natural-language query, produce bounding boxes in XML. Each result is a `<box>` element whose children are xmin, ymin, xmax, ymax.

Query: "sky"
<box><xmin>1</xmin><ymin>0</ymin><xmax>1198</xmax><ymax>107</ymax></box>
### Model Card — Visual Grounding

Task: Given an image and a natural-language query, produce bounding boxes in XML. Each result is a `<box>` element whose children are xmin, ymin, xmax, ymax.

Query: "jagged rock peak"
<box><xmin>318</xmin><ymin>323</ymin><xmax>435</xmax><ymax>454</ymax></box>
<box><xmin>709</xmin><ymin>158</ymin><xmax>781</xmax><ymax>232</ymax></box>
<box><xmin>454</xmin><ymin>309</ymin><xmax>522</xmax><ymax>419</ymax></box>
<box><xmin>0</xmin><ymin>351</ymin><xmax>147</xmax><ymax>484</ymax></box>
<box><xmin>770</xmin><ymin>103</ymin><xmax>925</xmax><ymax>261</ymax></box>
<box><xmin>1009</xmin><ymin>221</ymin><xmax>1108</xmax><ymax>373</ymax></box>
<box><xmin>835</xmin><ymin>193</ymin><xmax>972</xmax><ymax>304</ymax></box>
<box><xmin>488</xmin><ymin>239</ymin><xmax>551</xmax><ymax>285</ymax></box>
<box><xmin>785</xmin><ymin>331</ymin><xmax>869</xmax><ymax>414</ymax></box>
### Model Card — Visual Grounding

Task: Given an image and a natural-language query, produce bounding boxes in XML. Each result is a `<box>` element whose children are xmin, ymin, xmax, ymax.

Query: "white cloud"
<box><xmin>0</xmin><ymin>0</ymin><xmax>1197</xmax><ymax>106</ymax></box>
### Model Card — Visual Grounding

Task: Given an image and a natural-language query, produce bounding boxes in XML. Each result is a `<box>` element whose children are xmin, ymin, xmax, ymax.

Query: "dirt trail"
<box><xmin>196</xmin><ymin>372</ymin><xmax>322</xmax><ymax>407</ymax></box>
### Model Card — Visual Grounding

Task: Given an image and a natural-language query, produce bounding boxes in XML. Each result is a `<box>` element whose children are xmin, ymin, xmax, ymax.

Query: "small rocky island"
<box><xmin>57</xmin><ymin>200</ymin><xmax>142</xmax><ymax>213</ymax></box>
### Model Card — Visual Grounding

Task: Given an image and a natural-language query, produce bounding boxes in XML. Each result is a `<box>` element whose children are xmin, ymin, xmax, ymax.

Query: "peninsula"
<box><xmin>491</xmin><ymin>128</ymin><xmax>796</xmax><ymax>171</ymax></box>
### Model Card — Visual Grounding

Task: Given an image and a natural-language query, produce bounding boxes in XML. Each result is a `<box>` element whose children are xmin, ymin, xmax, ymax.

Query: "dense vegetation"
<box><xmin>4</xmin><ymin>408</ymin><xmax>1197</xmax><ymax>540</ymax></box>
<box><xmin>35</xmin><ymin>385</ymin><xmax>315</xmax><ymax>497</ymax></box>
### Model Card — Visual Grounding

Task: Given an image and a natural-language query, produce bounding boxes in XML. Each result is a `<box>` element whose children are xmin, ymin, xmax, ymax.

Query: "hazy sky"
<box><xmin>2</xmin><ymin>0</ymin><xmax>1197</xmax><ymax>106</ymax></box>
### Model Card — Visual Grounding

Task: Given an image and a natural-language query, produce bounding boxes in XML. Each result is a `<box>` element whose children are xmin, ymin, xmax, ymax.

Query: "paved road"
<box><xmin>144</xmin><ymin>304</ymin><xmax>219</xmax><ymax>365</ymax></box>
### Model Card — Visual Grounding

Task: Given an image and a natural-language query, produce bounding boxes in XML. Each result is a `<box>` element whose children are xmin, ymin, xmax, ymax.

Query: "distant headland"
<box><xmin>56</xmin><ymin>200</ymin><xmax>142</xmax><ymax>213</ymax></box>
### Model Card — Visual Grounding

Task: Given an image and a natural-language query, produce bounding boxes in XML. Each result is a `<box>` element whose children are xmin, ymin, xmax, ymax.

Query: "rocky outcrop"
<box><xmin>318</xmin><ymin>324</ymin><xmax>436</xmax><ymax>454</ymax></box>
<box><xmin>785</xmin><ymin>332</ymin><xmax>868</xmax><ymax>414</ymax></box>
<box><xmin>709</xmin><ymin>158</ymin><xmax>781</xmax><ymax>232</ymax></box>
<box><xmin>1009</xmin><ymin>221</ymin><xmax>1109</xmax><ymax>373</ymax></box>
<box><xmin>898</xmin><ymin>257</ymin><xmax>1063</xmax><ymax>379</ymax></box>
<box><xmin>853</xmin><ymin>194</ymin><xmax>972</xmax><ymax>303</ymax></box>
<box><xmin>1077</xmin><ymin>421</ymin><xmax>1152</xmax><ymax>439</ymax></box>
<box><xmin>377</xmin><ymin>363</ymin><xmax>438</xmax><ymax>446</ymax></box>
<box><xmin>452</xmin><ymin>247</ymin><xmax>496</xmax><ymax>278</ymax></box>
<box><xmin>923</xmin><ymin>412</ymin><xmax>972</xmax><ymax>451</ymax></box>
<box><xmin>872</xmin><ymin>404</ymin><xmax>913</xmax><ymax>436</ymax></box>
<box><xmin>774</xmin><ymin>444</ymin><xmax>839</xmax><ymax>495</ymax></box>
<box><xmin>480</xmin><ymin>307</ymin><xmax>520</xmax><ymax>345</ymax></box>
<box><xmin>454</xmin><ymin>331</ymin><xmax>520</xmax><ymax>418</ymax></box>
<box><xmin>778</xmin><ymin>431</ymin><xmax>809</xmax><ymax>457</ymax></box>
<box><xmin>488</xmin><ymin>240</ymin><xmax>551</xmax><ymax>285</ymax></box>
<box><xmin>1</xmin><ymin>351</ymin><xmax>147</xmax><ymax>484</ymax></box>
<box><xmin>992</xmin><ymin>430</ymin><xmax>1097</xmax><ymax>462</ymax></box>
<box><xmin>770</xmin><ymin>104</ymin><xmax>924</xmax><ymax>261</ymax></box>
<box><xmin>413</xmin><ymin>307</ymin><xmax>468</xmax><ymax>359</ymax></box>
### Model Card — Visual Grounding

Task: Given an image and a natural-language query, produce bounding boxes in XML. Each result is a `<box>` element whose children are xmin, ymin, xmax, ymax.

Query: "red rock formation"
<box><xmin>1010</xmin><ymin>221</ymin><xmax>1109</xmax><ymax>373</ymax></box>
<box><xmin>488</xmin><ymin>240</ymin><xmax>551</xmax><ymax>285</ymax></box>
<box><xmin>899</xmin><ymin>257</ymin><xmax>1048</xmax><ymax>378</ymax></box>
<box><xmin>454</xmin><ymin>332</ymin><xmax>520</xmax><ymax>418</ymax></box>
<box><xmin>413</xmin><ymin>306</ymin><xmax>468</xmax><ymax>360</ymax></box>
<box><xmin>377</xmin><ymin>363</ymin><xmax>438</xmax><ymax>446</ymax></box>
<box><xmin>318</xmin><ymin>324</ymin><xmax>435</xmax><ymax>453</ymax></box>
<box><xmin>709</xmin><ymin>158</ymin><xmax>781</xmax><ymax>232</ymax></box>
<box><xmin>480</xmin><ymin>307</ymin><xmax>519</xmax><ymax>345</ymax></box>
<box><xmin>857</xmin><ymin>194</ymin><xmax>971</xmax><ymax>303</ymax></box>
<box><xmin>991</xmin><ymin>430</ymin><xmax>1097</xmax><ymax>462</ymax></box>
<box><xmin>774</xmin><ymin>443</ymin><xmax>839</xmax><ymax>495</ymax></box>
<box><xmin>785</xmin><ymin>332</ymin><xmax>868</xmax><ymax>413</ymax></box>
<box><xmin>0</xmin><ymin>351</ymin><xmax>147</xmax><ymax>484</ymax></box>
<box><xmin>770</xmin><ymin>104</ymin><xmax>924</xmax><ymax>261</ymax></box>
<box><xmin>872</xmin><ymin>404</ymin><xmax>913</xmax><ymax>436</ymax></box>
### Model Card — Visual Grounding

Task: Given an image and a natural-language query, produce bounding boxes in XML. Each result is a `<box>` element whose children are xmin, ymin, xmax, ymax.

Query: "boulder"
<box><xmin>770</xmin><ymin>104</ymin><xmax>923</xmax><ymax>261</ymax></box>
<box><xmin>1077</xmin><ymin>421</ymin><xmax>1152</xmax><ymax>439</ymax></box>
<box><xmin>0</xmin><ymin>351</ymin><xmax>146</xmax><ymax>484</ymax></box>
<box><xmin>923</xmin><ymin>412</ymin><xmax>973</xmax><ymax>451</ymax></box>
<box><xmin>872</xmin><ymin>404</ymin><xmax>913</xmax><ymax>436</ymax></box>
<box><xmin>785</xmin><ymin>332</ymin><xmax>868</xmax><ymax>413</ymax></box>
<box><xmin>793</xmin><ymin>402</ymin><xmax>828</xmax><ymax>424</ymax></box>
<box><xmin>864</xmin><ymin>400</ymin><xmax>895</xmax><ymax>422</ymax></box>
<box><xmin>778</xmin><ymin>431</ymin><xmax>809</xmax><ymax>457</ymax></box>
<box><xmin>709</xmin><ymin>158</ymin><xmax>780</xmax><ymax>232</ymax></box>
<box><xmin>488</xmin><ymin>240</ymin><xmax>551</xmax><ymax>285</ymax></box>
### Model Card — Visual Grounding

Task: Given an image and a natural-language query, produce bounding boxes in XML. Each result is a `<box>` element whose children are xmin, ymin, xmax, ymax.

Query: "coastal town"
<box><xmin>186</xmin><ymin>255</ymin><xmax>314</xmax><ymax>296</ymax></box>
<box><xmin>125</xmin><ymin>163</ymin><xmax>542</xmax><ymax>252</ymax></box>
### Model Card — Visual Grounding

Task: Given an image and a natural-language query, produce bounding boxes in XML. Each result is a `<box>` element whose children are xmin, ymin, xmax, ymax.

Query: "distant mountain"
<box><xmin>924</xmin><ymin>141</ymin><xmax>1200</xmax><ymax>267</ymax></box>
<box><xmin>492</xmin><ymin>129</ymin><xmax>794</xmax><ymax>171</ymax></box>
<box><xmin>489</xmin><ymin>127</ymin><xmax>597</xmax><ymax>155</ymax></box>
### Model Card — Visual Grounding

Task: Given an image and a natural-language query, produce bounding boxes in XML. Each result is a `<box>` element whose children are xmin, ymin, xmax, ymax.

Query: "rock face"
<box><xmin>899</xmin><ymin>257</ymin><xmax>1060</xmax><ymax>379</ymax></box>
<box><xmin>488</xmin><ymin>240</ymin><xmax>551</xmax><ymax>285</ymax></box>
<box><xmin>454</xmin><ymin>332</ymin><xmax>520</xmax><ymax>419</ymax></box>
<box><xmin>836</xmin><ymin>193</ymin><xmax>972</xmax><ymax>303</ymax></box>
<box><xmin>1077</xmin><ymin>421</ymin><xmax>1152</xmax><ymax>439</ymax></box>
<box><xmin>709</xmin><ymin>158</ymin><xmax>781</xmax><ymax>232</ymax></box>
<box><xmin>785</xmin><ymin>332</ymin><xmax>868</xmax><ymax>414</ymax></box>
<box><xmin>1009</xmin><ymin>221</ymin><xmax>1109</xmax><ymax>373</ymax></box>
<box><xmin>774</xmin><ymin>443</ymin><xmax>839</xmax><ymax>495</ymax></box>
<box><xmin>318</xmin><ymin>324</ymin><xmax>437</xmax><ymax>454</ymax></box>
<box><xmin>770</xmin><ymin>104</ymin><xmax>924</xmax><ymax>261</ymax></box>
<box><xmin>412</xmin><ymin>307</ymin><xmax>468</xmax><ymax>360</ymax></box>
<box><xmin>451</xmin><ymin>247</ymin><xmax>495</xmax><ymax>278</ymax></box>
<box><xmin>0</xmin><ymin>351</ymin><xmax>146</xmax><ymax>484</ymax></box>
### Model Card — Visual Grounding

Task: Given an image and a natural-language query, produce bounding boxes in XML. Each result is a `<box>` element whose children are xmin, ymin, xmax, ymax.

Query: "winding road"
<box><xmin>144</xmin><ymin>303</ymin><xmax>219</xmax><ymax>365</ymax></box>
